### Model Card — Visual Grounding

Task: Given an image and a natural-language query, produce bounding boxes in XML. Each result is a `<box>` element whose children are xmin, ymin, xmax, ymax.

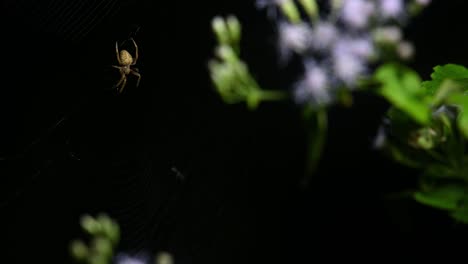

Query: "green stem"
<box><xmin>301</xmin><ymin>107</ymin><xmax>328</xmax><ymax>187</ymax></box>
<box><xmin>259</xmin><ymin>90</ymin><xmax>288</xmax><ymax>101</ymax></box>
<box><xmin>246</xmin><ymin>89</ymin><xmax>288</xmax><ymax>110</ymax></box>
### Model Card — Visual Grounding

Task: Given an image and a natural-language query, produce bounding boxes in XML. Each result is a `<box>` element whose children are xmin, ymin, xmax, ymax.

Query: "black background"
<box><xmin>1</xmin><ymin>0</ymin><xmax>468</xmax><ymax>263</ymax></box>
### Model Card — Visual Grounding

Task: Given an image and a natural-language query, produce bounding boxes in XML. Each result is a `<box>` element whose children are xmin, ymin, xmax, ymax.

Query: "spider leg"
<box><xmin>118</xmin><ymin>77</ymin><xmax>127</xmax><ymax>93</ymax></box>
<box><xmin>115</xmin><ymin>71</ymin><xmax>126</xmax><ymax>89</ymax></box>
<box><xmin>130</xmin><ymin>69</ymin><xmax>141</xmax><ymax>87</ymax></box>
<box><xmin>130</xmin><ymin>38</ymin><xmax>138</xmax><ymax>65</ymax></box>
<box><xmin>115</xmin><ymin>41</ymin><xmax>122</xmax><ymax>65</ymax></box>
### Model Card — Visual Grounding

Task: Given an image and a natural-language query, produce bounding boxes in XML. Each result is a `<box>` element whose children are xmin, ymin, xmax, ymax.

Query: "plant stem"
<box><xmin>301</xmin><ymin>107</ymin><xmax>328</xmax><ymax>187</ymax></box>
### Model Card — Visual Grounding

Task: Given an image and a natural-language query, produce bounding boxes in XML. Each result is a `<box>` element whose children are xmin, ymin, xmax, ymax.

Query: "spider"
<box><xmin>112</xmin><ymin>38</ymin><xmax>141</xmax><ymax>93</ymax></box>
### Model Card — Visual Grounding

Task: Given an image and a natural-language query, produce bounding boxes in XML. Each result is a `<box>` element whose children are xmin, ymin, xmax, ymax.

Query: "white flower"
<box><xmin>311</xmin><ymin>22</ymin><xmax>339</xmax><ymax>51</ymax></box>
<box><xmin>295</xmin><ymin>62</ymin><xmax>331</xmax><ymax>105</ymax></box>
<box><xmin>379</xmin><ymin>0</ymin><xmax>404</xmax><ymax>19</ymax></box>
<box><xmin>341</xmin><ymin>0</ymin><xmax>376</xmax><ymax>29</ymax></box>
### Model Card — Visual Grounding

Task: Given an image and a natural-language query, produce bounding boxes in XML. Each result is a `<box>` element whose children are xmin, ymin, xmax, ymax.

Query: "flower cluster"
<box><xmin>257</xmin><ymin>0</ymin><xmax>431</xmax><ymax>107</ymax></box>
<box><xmin>70</xmin><ymin>213</ymin><xmax>174</xmax><ymax>264</ymax></box>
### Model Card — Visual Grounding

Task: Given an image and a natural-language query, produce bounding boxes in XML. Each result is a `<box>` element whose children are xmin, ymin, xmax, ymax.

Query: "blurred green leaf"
<box><xmin>446</xmin><ymin>93</ymin><xmax>468</xmax><ymax>138</ymax></box>
<box><xmin>81</xmin><ymin>215</ymin><xmax>101</xmax><ymax>235</ymax></box>
<box><xmin>422</xmin><ymin>164</ymin><xmax>460</xmax><ymax>179</ymax></box>
<box><xmin>374</xmin><ymin>64</ymin><xmax>431</xmax><ymax>125</ymax></box>
<box><xmin>70</xmin><ymin>240</ymin><xmax>89</xmax><ymax>261</ymax></box>
<box><xmin>452</xmin><ymin>197</ymin><xmax>468</xmax><ymax>224</ymax></box>
<box><xmin>414</xmin><ymin>184</ymin><xmax>465</xmax><ymax>210</ymax></box>
<box><xmin>301</xmin><ymin>107</ymin><xmax>327</xmax><ymax>187</ymax></box>
<box><xmin>422</xmin><ymin>64</ymin><xmax>468</xmax><ymax>96</ymax></box>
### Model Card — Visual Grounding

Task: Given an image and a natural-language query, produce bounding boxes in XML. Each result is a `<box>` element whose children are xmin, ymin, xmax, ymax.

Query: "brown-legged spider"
<box><xmin>112</xmin><ymin>38</ymin><xmax>141</xmax><ymax>93</ymax></box>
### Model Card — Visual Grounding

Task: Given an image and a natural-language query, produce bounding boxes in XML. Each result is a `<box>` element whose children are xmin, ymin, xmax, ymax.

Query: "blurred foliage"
<box><xmin>70</xmin><ymin>214</ymin><xmax>120</xmax><ymax>264</ymax></box>
<box><xmin>70</xmin><ymin>214</ymin><xmax>174</xmax><ymax>264</ymax></box>
<box><xmin>207</xmin><ymin>1</ymin><xmax>468</xmax><ymax>225</ymax></box>
<box><xmin>208</xmin><ymin>16</ymin><xmax>286</xmax><ymax>110</ymax></box>
<box><xmin>376</xmin><ymin>64</ymin><xmax>468</xmax><ymax>223</ymax></box>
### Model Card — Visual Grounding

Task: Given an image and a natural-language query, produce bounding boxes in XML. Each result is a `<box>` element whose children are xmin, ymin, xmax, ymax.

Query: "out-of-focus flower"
<box><xmin>379</xmin><ymin>0</ymin><xmax>404</xmax><ymax>19</ymax></box>
<box><xmin>278</xmin><ymin>22</ymin><xmax>312</xmax><ymax>54</ymax></box>
<box><xmin>311</xmin><ymin>22</ymin><xmax>338</xmax><ymax>50</ymax></box>
<box><xmin>373</xmin><ymin>26</ymin><xmax>403</xmax><ymax>44</ymax></box>
<box><xmin>115</xmin><ymin>253</ymin><xmax>149</xmax><ymax>264</ymax></box>
<box><xmin>332</xmin><ymin>48</ymin><xmax>366</xmax><ymax>86</ymax></box>
<box><xmin>341</xmin><ymin>0</ymin><xmax>376</xmax><ymax>29</ymax></box>
<box><xmin>295</xmin><ymin>62</ymin><xmax>331</xmax><ymax>104</ymax></box>
<box><xmin>397</xmin><ymin>41</ymin><xmax>415</xmax><ymax>60</ymax></box>
<box><xmin>335</xmin><ymin>36</ymin><xmax>375</xmax><ymax>60</ymax></box>
<box><xmin>255</xmin><ymin>0</ymin><xmax>430</xmax><ymax>107</ymax></box>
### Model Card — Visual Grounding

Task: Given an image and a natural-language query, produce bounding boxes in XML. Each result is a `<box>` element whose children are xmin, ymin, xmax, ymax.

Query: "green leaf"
<box><xmin>301</xmin><ymin>107</ymin><xmax>327</xmax><ymax>187</ymax></box>
<box><xmin>444</xmin><ymin>93</ymin><xmax>468</xmax><ymax>138</ymax></box>
<box><xmin>451</xmin><ymin>196</ymin><xmax>468</xmax><ymax>224</ymax></box>
<box><xmin>423</xmin><ymin>164</ymin><xmax>459</xmax><ymax>179</ymax></box>
<box><xmin>451</xmin><ymin>208</ymin><xmax>468</xmax><ymax>224</ymax></box>
<box><xmin>70</xmin><ymin>240</ymin><xmax>89</xmax><ymax>260</ymax></box>
<box><xmin>422</xmin><ymin>64</ymin><xmax>468</xmax><ymax>96</ymax></box>
<box><xmin>374</xmin><ymin>64</ymin><xmax>431</xmax><ymax>125</ymax></box>
<box><xmin>414</xmin><ymin>184</ymin><xmax>465</xmax><ymax>210</ymax></box>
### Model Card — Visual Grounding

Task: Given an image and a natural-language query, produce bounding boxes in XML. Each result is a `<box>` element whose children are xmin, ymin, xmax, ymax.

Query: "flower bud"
<box><xmin>299</xmin><ymin>0</ymin><xmax>319</xmax><ymax>20</ymax></box>
<box><xmin>212</xmin><ymin>16</ymin><xmax>229</xmax><ymax>44</ymax></box>
<box><xmin>226</xmin><ymin>15</ymin><xmax>241</xmax><ymax>43</ymax></box>
<box><xmin>279</xmin><ymin>0</ymin><xmax>301</xmax><ymax>23</ymax></box>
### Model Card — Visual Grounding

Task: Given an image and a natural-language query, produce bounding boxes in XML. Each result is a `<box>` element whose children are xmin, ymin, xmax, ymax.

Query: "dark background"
<box><xmin>1</xmin><ymin>0</ymin><xmax>468</xmax><ymax>263</ymax></box>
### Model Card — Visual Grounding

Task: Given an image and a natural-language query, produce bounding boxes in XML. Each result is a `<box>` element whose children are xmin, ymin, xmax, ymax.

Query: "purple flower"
<box><xmin>311</xmin><ymin>22</ymin><xmax>338</xmax><ymax>51</ymax></box>
<box><xmin>278</xmin><ymin>22</ymin><xmax>313</xmax><ymax>60</ymax></box>
<box><xmin>341</xmin><ymin>37</ymin><xmax>375</xmax><ymax>59</ymax></box>
<box><xmin>379</xmin><ymin>0</ymin><xmax>404</xmax><ymax>18</ymax></box>
<box><xmin>295</xmin><ymin>62</ymin><xmax>331</xmax><ymax>105</ymax></box>
<box><xmin>258</xmin><ymin>0</ymin><xmax>430</xmax><ymax>106</ymax></box>
<box><xmin>341</xmin><ymin>0</ymin><xmax>376</xmax><ymax>29</ymax></box>
<box><xmin>332</xmin><ymin>45</ymin><xmax>366</xmax><ymax>86</ymax></box>
<box><xmin>115</xmin><ymin>253</ymin><xmax>148</xmax><ymax>264</ymax></box>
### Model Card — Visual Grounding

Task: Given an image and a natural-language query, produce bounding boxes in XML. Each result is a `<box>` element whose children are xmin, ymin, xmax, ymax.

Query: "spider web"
<box><xmin>9</xmin><ymin>0</ymin><xmax>121</xmax><ymax>42</ymax></box>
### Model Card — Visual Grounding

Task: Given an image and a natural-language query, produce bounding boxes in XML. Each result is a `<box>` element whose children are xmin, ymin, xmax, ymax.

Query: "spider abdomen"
<box><xmin>119</xmin><ymin>50</ymin><xmax>133</xmax><ymax>65</ymax></box>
